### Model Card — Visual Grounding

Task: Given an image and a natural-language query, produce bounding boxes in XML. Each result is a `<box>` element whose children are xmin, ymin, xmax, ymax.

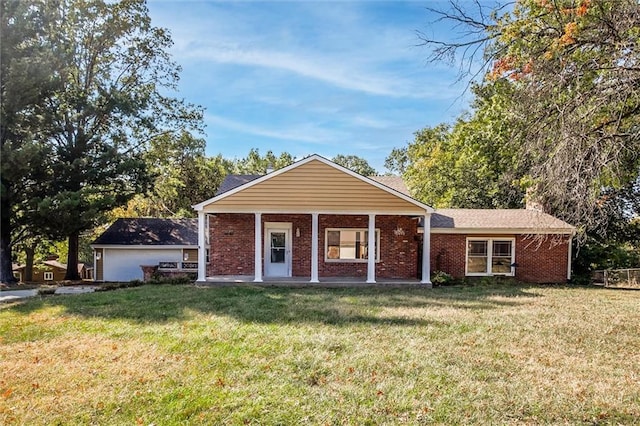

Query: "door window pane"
<box><xmin>271</xmin><ymin>232</ymin><xmax>285</xmax><ymax>263</ymax></box>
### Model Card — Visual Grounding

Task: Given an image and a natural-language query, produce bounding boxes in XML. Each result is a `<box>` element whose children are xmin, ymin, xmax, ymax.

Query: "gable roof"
<box><xmin>369</xmin><ymin>176</ymin><xmax>410</xmax><ymax>196</ymax></box>
<box><xmin>431</xmin><ymin>209</ymin><xmax>574</xmax><ymax>234</ymax></box>
<box><xmin>216</xmin><ymin>174</ymin><xmax>260</xmax><ymax>196</ymax></box>
<box><xmin>194</xmin><ymin>154</ymin><xmax>433</xmax><ymax>214</ymax></box>
<box><xmin>92</xmin><ymin>218</ymin><xmax>198</xmax><ymax>246</ymax></box>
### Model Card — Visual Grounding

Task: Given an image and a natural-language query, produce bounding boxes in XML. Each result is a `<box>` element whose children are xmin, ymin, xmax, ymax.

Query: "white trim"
<box><xmin>202</xmin><ymin>208</ymin><xmax>427</xmax><ymax>215</ymax></box>
<box><xmin>324</xmin><ymin>227</ymin><xmax>380</xmax><ymax>263</ymax></box>
<box><xmin>311</xmin><ymin>213</ymin><xmax>319</xmax><ymax>283</ymax></box>
<box><xmin>197</xmin><ymin>211</ymin><xmax>206</xmax><ymax>282</ymax></box>
<box><xmin>421</xmin><ymin>212</ymin><xmax>431</xmax><ymax>285</ymax></box>
<box><xmin>367</xmin><ymin>214</ymin><xmax>376</xmax><ymax>283</ymax></box>
<box><xmin>264</xmin><ymin>222</ymin><xmax>292</xmax><ymax>278</ymax></box>
<box><xmin>254</xmin><ymin>213</ymin><xmax>262</xmax><ymax>282</ymax></box>
<box><xmin>567</xmin><ymin>235</ymin><xmax>573</xmax><ymax>280</ymax></box>
<box><xmin>431</xmin><ymin>228</ymin><xmax>573</xmax><ymax>235</ymax></box>
<box><xmin>44</xmin><ymin>271</ymin><xmax>54</xmax><ymax>281</ymax></box>
<box><xmin>465</xmin><ymin>237</ymin><xmax>516</xmax><ymax>277</ymax></box>
<box><xmin>193</xmin><ymin>154</ymin><xmax>434</xmax><ymax>213</ymax></box>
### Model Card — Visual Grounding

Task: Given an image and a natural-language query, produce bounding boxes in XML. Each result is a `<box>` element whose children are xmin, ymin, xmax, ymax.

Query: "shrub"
<box><xmin>431</xmin><ymin>270</ymin><xmax>454</xmax><ymax>286</ymax></box>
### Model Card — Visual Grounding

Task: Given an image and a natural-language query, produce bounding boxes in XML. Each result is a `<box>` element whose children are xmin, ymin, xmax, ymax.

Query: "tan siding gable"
<box><xmin>205</xmin><ymin>159</ymin><xmax>424</xmax><ymax>213</ymax></box>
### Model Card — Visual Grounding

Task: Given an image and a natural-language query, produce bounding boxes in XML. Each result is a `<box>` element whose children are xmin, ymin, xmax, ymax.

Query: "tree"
<box><xmin>144</xmin><ymin>132</ymin><xmax>231</xmax><ymax>217</ymax></box>
<box><xmin>28</xmin><ymin>0</ymin><xmax>202</xmax><ymax>280</ymax></box>
<box><xmin>388</xmin><ymin>81</ymin><xmax>525</xmax><ymax>208</ymax></box>
<box><xmin>331</xmin><ymin>154</ymin><xmax>377</xmax><ymax>176</ymax></box>
<box><xmin>231</xmin><ymin>149</ymin><xmax>295</xmax><ymax>174</ymax></box>
<box><xmin>0</xmin><ymin>0</ymin><xmax>57</xmax><ymax>283</ymax></box>
<box><xmin>419</xmin><ymin>0</ymin><xmax>640</xmax><ymax>234</ymax></box>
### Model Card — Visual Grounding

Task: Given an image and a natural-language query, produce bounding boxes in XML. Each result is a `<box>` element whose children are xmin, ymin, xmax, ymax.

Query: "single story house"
<box><xmin>91</xmin><ymin>218</ymin><xmax>198</xmax><ymax>282</ymax></box>
<box><xmin>13</xmin><ymin>258</ymin><xmax>92</xmax><ymax>283</ymax></box>
<box><xmin>191</xmin><ymin>154</ymin><xmax>575</xmax><ymax>285</ymax></box>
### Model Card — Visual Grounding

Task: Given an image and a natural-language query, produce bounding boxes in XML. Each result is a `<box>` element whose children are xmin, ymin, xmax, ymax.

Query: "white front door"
<box><xmin>264</xmin><ymin>224</ymin><xmax>291</xmax><ymax>277</ymax></box>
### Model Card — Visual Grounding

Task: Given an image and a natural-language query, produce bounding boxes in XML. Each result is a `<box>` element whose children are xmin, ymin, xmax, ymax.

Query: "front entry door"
<box><xmin>265</xmin><ymin>226</ymin><xmax>291</xmax><ymax>277</ymax></box>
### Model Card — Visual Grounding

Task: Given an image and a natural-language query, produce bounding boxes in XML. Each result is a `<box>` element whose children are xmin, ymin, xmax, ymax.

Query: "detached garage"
<box><xmin>92</xmin><ymin>218</ymin><xmax>199</xmax><ymax>282</ymax></box>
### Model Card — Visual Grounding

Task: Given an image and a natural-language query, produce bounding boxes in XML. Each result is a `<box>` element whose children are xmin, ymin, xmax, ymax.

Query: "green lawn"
<box><xmin>1</xmin><ymin>283</ymin><xmax>639</xmax><ymax>425</ymax></box>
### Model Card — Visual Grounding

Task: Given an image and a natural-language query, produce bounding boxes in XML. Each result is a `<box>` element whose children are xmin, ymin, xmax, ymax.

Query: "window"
<box><xmin>466</xmin><ymin>238</ymin><xmax>515</xmax><ymax>276</ymax></box>
<box><xmin>44</xmin><ymin>272</ymin><xmax>54</xmax><ymax>281</ymax></box>
<box><xmin>325</xmin><ymin>228</ymin><xmax>379</xmax><ymax>262</ymax></box>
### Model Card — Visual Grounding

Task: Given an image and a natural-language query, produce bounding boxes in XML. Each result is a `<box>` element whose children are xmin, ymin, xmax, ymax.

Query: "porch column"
<box><xmin>366</xmin><ymin>214</ymin><xmax>376</xmax><ymax>283</ymax></box>
<box><xmin>310</xmin><ymin>213</ymin><xmax>319</xmax><ymax>283</ymax></box>
<box><xmin>197</xmin><ymin>211</ymin><xmax>206</xmax><ymax>282</ymax></box>
<box><xmin>254</xmin><ymin>213</ymin><xmax>263</xmax><ymax>282</ymax></box>
<box><xmin>421</xmin><ymin>212</ymin><xmax>432</xmax><ymax>287</ymax></box>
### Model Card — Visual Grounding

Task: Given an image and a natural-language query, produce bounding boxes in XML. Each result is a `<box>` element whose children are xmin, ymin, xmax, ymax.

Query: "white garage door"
<box><xmin>103</xmin><ymin>249</ymin><xmax>182</xmax><ymax>281</ymax></box>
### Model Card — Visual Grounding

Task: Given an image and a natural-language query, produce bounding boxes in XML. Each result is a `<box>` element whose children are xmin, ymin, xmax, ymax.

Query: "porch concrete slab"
<box><xmin>54</xmin><ymin>286</ymin><xmax>97</xmax><ymax>295</ymax></box>
<box><xmin>200</xmin><ymin>276</ymin><xmax>427</xmax><ymax>288</ymax></box>
<box><xmin>0</xmin><ymin>289</ymin><xmax>38</xmax><ymax>303</ymax></box>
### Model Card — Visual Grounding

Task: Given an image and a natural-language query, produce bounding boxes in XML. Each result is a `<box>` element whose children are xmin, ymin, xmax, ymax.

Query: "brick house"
<box><xmin>193</xmin><ymin>154</ymin><xmax>574</xmax><ymax>285</ymax></box>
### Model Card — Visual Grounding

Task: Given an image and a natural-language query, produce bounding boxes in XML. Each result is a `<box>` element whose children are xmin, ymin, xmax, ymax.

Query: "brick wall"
<box><xmin>430</xmin><ymin>233</ymin><xmax>570</xmax><ymax>283</ymax></box>
<box><xmin>515</xmin><ymin>235</ymin><xmax>570</xmax><ymax>283</ymax></box>
<box><xmin>208</xmin><ymin>213</ymin><xmax>420</xmax><ymax>279</ymax></box>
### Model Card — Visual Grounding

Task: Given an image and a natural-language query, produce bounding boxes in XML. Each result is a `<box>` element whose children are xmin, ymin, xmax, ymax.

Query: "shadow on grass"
<box><xmin>5</xmin><ymin>282</ymin><xmax>545</xmax><ymax>326</ymax></box>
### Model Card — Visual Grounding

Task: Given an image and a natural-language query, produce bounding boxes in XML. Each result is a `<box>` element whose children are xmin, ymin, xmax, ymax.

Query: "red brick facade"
<box><xmin>430</xmin><ymin>233</ymin><xmax>570</xmax><ymax>283</ymax></box>
<box><xmin>208</xmin><ymin>213</ymin><xmax>570</xmax><ymax>283</ymax></box>
<box><xmin>208</xmin><ymin>214</ymin><xmax>420</xmax><ymax>279</ymax></box>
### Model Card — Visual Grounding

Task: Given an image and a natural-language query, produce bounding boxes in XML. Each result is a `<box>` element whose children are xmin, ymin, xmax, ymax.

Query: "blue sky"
<box><xmin>147</xmin><ymin>0</ymin><xmax>478</xmax><ymax>172</ymax></box>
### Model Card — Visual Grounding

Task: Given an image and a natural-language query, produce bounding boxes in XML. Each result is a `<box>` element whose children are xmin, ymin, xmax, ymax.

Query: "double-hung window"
<box><xmin>325</xmin><ymin>228</ymin><xmax>379</xmax><ymax>262</ymax></box>
<box><xmin>466</xmin><ymin>238</ymin><xmax>515</xmax><ymax>276</ymax></box>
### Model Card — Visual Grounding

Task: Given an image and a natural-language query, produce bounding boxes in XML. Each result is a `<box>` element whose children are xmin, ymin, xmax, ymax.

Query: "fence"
<box><xmin>593</xmin><ymin>268</ymin><xmax>640</xmax><ymax>288</ymax></box>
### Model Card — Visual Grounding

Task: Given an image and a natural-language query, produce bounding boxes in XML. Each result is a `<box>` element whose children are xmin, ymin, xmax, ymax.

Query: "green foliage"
<box><xmin>331</xmin><ymin>154</ymin><xmax>377</xmax><ymax>176</ymax></box>
<box><xmin>393</xmin><ymin>82</ymin><xmax>525</xmax><ymax>208</ymax></box>
<box><xmin>3</xmin><ymin>0</ymin><xmax>204</xmax><ymax>279</ymax></box>
<box><xmin>230</xmin><ymin>148</ymin><xmax>295</xmax><ymax>174</ymax></box>
<box><xmin>430</xmin><ymin>270</ymin><xmax>454</xmax><ymax>286</ymax></box>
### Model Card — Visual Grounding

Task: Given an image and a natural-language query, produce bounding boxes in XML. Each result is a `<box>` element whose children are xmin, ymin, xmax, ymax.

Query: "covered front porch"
<box><xmin>192</xmin><ymin>155</ymin><xmax>435</xmax><ymax>286</ymax></box>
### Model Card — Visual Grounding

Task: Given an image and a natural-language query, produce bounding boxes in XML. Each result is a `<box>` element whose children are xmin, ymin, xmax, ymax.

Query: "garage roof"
<box><xmin>92</xmin><ymin>218</ymin><xmax>198</xmax><ymax>246</ymax></box>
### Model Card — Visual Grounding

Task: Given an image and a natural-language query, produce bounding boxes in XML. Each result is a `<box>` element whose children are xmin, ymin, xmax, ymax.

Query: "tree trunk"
<box><xmin>0</xmin><ymin>189</ymin><xmax>17</xmax><ymax>284</ymax></box>
<box><xmin>24</xmin><ymin>243</ymin><xmax>36</xmax><ymax>282</ymax></box>
<box><xmin>64</xmin><ymin>231</ymin><xmax>81</xmax><ymax>281</ymax></box>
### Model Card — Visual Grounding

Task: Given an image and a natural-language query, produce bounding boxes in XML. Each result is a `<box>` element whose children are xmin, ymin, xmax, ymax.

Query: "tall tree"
<box><xmin>388</xmin><ymin>81</ymin><xmax>525</xmax><ymax>208</ymax></box>
<box><xmin>419</xmin><ymin>0</ymin><xmax>640</xmax><ymax>233</ymax></box>
<box><xmin>31</xmin><ymin>0</ymin><xmax>203</xmax><ymax>280</ymax></box>
<box><xmin>145</xmin><ymin>132</ymin><xmax>231</xmax><ymax>217</ymax></box>
<box><xmin>0</xmin><ymin>0</ymin><xmax>56</xmax><ymax>283</ymax></box>
<box><xmin>331</xmin><ymin>154</ymin><xmax>377</xmax><ymax>176</ymax></box>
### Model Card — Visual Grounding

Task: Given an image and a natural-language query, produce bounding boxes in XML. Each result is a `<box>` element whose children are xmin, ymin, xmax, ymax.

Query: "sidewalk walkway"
<box><xmin>0</xmin><ymin>286</ymin><xmax>97</xmax><ymax>303</ymax></box>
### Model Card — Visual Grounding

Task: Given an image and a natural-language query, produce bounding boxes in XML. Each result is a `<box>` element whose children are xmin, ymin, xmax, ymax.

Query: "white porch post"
<box><xmin>422</xmin><ymin>212</ymin><xmax>432</xmax><ymax>286</ymax></box>
<box><xmin>254</xmin><ymin>213</ymin><xmax>263</xmax><ymax>282</ymax></box>
<box><xmin>311</xmin><ymin>213</ymin><xmax>319</xmax><ymax>283</ymax></box>
<box><xmin>366</xmin><ymin>214</ymin><xmax>376</xmax><ymax>283</ymax></box>
<box><xmin>197</xmin><ymin>211</ymin><xmax>206</xmax><ymax>282</ymax></box>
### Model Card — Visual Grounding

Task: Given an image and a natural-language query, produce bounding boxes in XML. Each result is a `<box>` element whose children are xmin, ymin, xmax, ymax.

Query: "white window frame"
<box><xmin>465</xmin><ymin>237</ymin><xmax>515</xmax><ymax>276</ymax></box>
<box><xmin>44</xmin><ymin>271</ymin><xmax>54</xmax><ymax>281</ymax></box>
<box><xmin>325</xmin><ymin>228</ymin><xmax>380</xmax><ymax>263</ymax></box>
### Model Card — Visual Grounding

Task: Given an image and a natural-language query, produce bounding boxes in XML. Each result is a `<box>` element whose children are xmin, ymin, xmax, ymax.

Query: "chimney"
<box><xmin>525</xmin><ymin>187</ymin><xmax>545</xmax><ymax>212</ymax></box>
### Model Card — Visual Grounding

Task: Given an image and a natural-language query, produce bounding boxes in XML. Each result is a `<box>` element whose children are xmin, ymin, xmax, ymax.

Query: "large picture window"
<box><xmin>466</xmin><ymin>238</ymin><xmax>515</xmax><ymax>276</ymax></box>
<box><xmin>325</xmin><ymin>228</ymin><xmax>379</xmax><ymax>262</ymax></box>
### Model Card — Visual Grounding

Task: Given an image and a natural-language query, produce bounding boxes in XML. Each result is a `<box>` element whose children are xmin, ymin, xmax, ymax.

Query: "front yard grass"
<box><xmin>1</xmin><ymin>283</ymin><xmax>639</xmax><ymax>424</ymax></box>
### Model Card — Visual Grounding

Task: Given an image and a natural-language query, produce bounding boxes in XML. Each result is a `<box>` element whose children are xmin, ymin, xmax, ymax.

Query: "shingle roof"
<box><xmin>92</xmin><ymin>218</ymin><xmax>198</xmax><ymax>246</ymax></box>
<box><xmin>431</xmin><ymin>209</ymin><xmax>574</xmax><ymax>232</ymax></box>
<box><xmin>216</xmin><ymin>174</ymin><xmax>261</xmax><ymax>196</ymax></box>
<box><xmin>368</xmin><ymin>176</ymin><xmax>410</xmax><ymax>196</ymax></box>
